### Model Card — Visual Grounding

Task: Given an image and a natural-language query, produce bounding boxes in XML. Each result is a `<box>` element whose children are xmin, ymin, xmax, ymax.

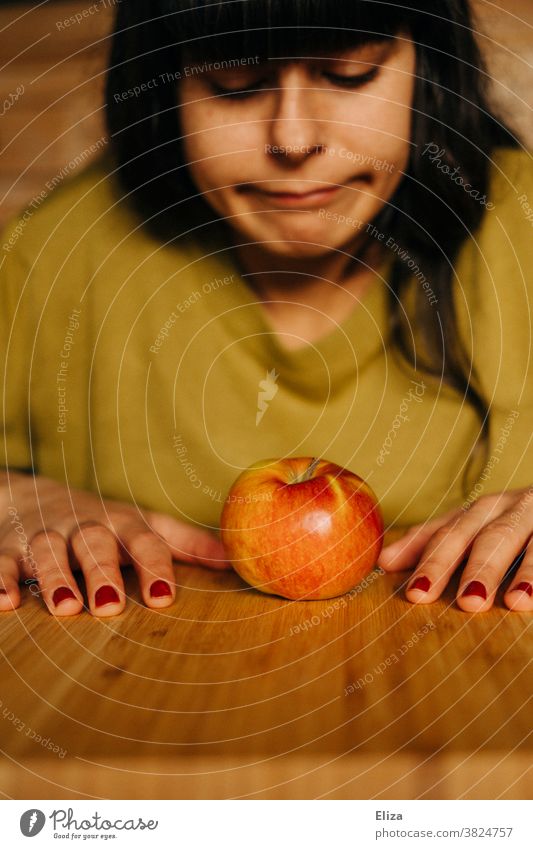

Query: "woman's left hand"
<box><xmin>377</xmin><ymin>488</ymin><xmax>533</xmax><ymax>612</ymax></box>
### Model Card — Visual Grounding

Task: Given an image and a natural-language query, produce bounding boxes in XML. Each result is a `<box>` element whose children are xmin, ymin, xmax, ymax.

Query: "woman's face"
<box><xmin>179</xmin><ymin>36</ymin><xmax>416</xmax><ymax>258</ymax></box>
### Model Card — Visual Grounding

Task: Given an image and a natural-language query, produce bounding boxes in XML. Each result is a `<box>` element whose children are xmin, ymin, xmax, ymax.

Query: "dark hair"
<box><xmin>105</xmin><ymin>0</ymin><xmax>518</xmax><ymax>498</ymax></box>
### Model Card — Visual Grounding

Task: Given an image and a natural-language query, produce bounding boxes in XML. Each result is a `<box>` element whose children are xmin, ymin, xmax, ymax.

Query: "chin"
<box><xmin>272</xmin><ymin>231</ymin><xmax>366</xmax><ymax>259</ymax></box>
<box><xmin>244</xmin><ymin>222</ymin><xmax>353</xmax><ymax>255</ymax></box>
<box><xmin>256</xmin><ymin>239</ymin><xmax>340</xmax><ymax>260</ymax></box>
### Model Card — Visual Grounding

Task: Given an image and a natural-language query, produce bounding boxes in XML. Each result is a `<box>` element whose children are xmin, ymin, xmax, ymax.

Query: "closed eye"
<box><xmin>210</xmin><ymin>65</ymin><xmax>379</xmax><ymax>99</ymax></box>
<box><xmin>210</xmin><ymin>79</ymin><xmax>269</xmax><ymax>99</ymax></box>
<box><xmin>323</xmin><ymin>67</ymin><xmax>379</xmax><ymax>88</ymax></box>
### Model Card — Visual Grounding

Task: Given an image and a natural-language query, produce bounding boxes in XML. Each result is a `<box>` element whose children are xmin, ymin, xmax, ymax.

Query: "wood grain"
<box><xmin>0</xmin><ymin>0</ymin><xmax>532</xmax><ymax>800</ymax></box>
<box><xmin>0</xmin><ymin>528</ymin><xmax>531</xmax><ymax>799</ymax></box>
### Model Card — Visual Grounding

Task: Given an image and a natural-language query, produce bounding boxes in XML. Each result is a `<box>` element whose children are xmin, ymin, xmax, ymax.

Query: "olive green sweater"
<box><xmin>1</xmin><ymin>148</ymin><xmax>532</xmax><ymax>531</ymax></box>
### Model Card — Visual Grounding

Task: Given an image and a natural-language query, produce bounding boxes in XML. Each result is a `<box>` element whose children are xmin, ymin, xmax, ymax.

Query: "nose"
<box><xmin>268</xmin><ymin>65</ymin><xmax>325</xmax><ymax>164</ymax></box>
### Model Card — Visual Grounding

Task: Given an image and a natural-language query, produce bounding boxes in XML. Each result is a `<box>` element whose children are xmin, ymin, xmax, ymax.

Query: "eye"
<box><xmin>210</xmin><ymin>79</ymin><xmax>269</xmax><ymax>99</ymax></box>
<box><xmin>323</xmin><ymin>66</ymin><xmax>379</xmax><ymax>88</ymax></box>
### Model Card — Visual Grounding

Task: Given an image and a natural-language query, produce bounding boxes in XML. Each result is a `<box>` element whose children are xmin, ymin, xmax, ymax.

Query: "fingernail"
<box><xmin>95</xmin><ymin>585</ymin><xmax>120</xmax><ymax>607</ymax></box>
<box><xmin>409</xmin><ymin>575</ymin><xmax>431</xmax><ymax>592</ymax></box>
<box><xmin>150</xmin><ymin>580</ymin><xmax>172</xmax><ymax>598</ymax></box>
<box><xmin>461</xmin><ymin>580</ymin><xmax>487</xmax><ymax>600</ymax></box>
<box><xmin>0</xmin><ymin>588</ymin><xmax>7</xmax><ymax>595</ymax></box>
<box><xmin>512</xmin><ymin>582</ymin><xmax>532</xmax><ymax>597</ymax></box>
<box><xmin>53</xmin><ymin>586</ymin><xmax>76</xmax><ymax>606</ymax></box>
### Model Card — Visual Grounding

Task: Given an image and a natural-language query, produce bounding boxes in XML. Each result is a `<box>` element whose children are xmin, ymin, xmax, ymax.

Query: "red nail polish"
<box><xmin>409</xmin><ymin>575</ymin><xmax>431</xmax><ymax>592</ymax></box>
<box><xmin>150</xmin><ymin>580</ymin><xmax>172</xmax><ymax>598</ymax></box>
<box><xmin>513</xmin><ymin>582</ymin><xmax>533</xmax><ymax>597</ymax></box>
<box><xmin>95</xmin><ymin>585</ymin><xmax>120</xmax><ymax>607</ymax></box>
<box><xmin>0</xmin><ymin>589</ymin><xmax>7</xmax><ymax>595</ymax></box>
<box><xmin>462</xmin><ymin>580</ymin><xmax>486</xmax><ymax>600</ymax></box>
<box><xmin>53</xmin><ymin>586</ymin><xmax>76</xmax><ymax>606</ymax></box>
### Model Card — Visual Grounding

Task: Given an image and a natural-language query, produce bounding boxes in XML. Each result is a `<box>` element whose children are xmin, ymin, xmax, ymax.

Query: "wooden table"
<box><xmin>1</xmin><ymin>0</ymin><xmax>532</xmax><ymax>800</ymax></box>
<box><xmin>0</xmin><ymin>528</ymin><xmax>531</xmax><ymax>800</ymax></box>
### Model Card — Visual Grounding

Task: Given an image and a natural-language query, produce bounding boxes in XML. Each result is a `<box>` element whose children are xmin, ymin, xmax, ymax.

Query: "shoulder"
<box><xmin>461</xmin><ymin>147</ymin><xmax>533</xmax><ymax>265</ymax></box>
<box><xmin>455</xmin><ymin>147</ymin><xmax>533</xmax><ymax>409</ymax></box>
<box><xmin>457</xmin><ymin>146</ymin><xmax>533</xmax><ymax>281</ymax></box>
<box><xmin>485</xmin><ymin>146</ymin><xmax>533</xmax><ymax>215</ymax></box>
<box><xmin>1</xmin><ymin>157</ymin><xmax>117</xmax><ymax>260</ymax></box>
<box><xmin>489</xmin><ymin>146</ymin><xmax>533</xmax><ymax>183</ymax></box>
<box><xmin>1</xmin><ymin>155</ymin><xmax>203</xmax><ymax>271</ymax></box>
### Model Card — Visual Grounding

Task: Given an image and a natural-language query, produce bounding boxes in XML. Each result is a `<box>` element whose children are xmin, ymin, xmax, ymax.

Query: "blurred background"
<box><xmin>0</xmin><ymin>0</ymin><xmax>532</xmax><ymax>228</ymax></box>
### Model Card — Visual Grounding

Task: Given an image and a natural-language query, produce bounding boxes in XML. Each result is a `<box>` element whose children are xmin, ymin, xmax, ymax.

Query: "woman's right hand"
<box><xmin>0</xmin><ymin>472</ymin><xmax>231</xmax><ymax>617</ymax></box>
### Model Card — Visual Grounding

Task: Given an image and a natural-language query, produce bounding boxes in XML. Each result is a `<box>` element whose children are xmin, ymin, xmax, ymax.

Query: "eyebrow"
<box><xmin>261</xmin><ymin>37</ymin><xmax>397</xmax><ymax>67</ymax></box>
<box><xmin>307</xmin><ymin>37</ymin><xmax>397</xmax><ymax>61</ymax></box>
<box><xmin>186</xmin><ymin>36</ymin><xmax>398</xmax><ymax>77</ymax></box>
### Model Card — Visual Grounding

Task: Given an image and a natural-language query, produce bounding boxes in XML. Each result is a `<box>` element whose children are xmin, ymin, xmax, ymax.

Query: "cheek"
<box><xmin>336</xmin><ymin>50</ymin><xmax>415</xmax><ymax>170</ymax></box>
<box><xmin>357</xmin><ymin>83</ymin><xmax>413</xmax><ymax>163</ymax></box>
<box><xmin>180</xmin><ymin>96</ymin><xmax>260</xmax><ymax>191</ymax></box>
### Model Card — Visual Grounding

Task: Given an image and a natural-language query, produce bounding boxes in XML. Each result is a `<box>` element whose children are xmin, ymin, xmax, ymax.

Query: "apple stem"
<box><xmin>298</xmin><ymin>457</ymin><xmax>321</xmax><ymax>483</ymax></box>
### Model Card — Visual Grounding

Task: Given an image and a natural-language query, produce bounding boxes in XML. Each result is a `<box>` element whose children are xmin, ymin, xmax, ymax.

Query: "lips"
<box><xmin>237</xmin><ymin>175</ymin><xmax>371</xmax><ymax>209</ymax></box>
<box><xmin>241</xmin><ymin>184</ymin><xmax>342</xmax><ymax>209</ymax></box>
<box><xmin>253</xmin><ymin>184</ymin><xmax>337</xmax><ymax>196</ymax></box>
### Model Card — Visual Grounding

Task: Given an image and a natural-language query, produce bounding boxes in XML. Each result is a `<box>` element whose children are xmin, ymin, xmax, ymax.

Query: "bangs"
<box><xmin>159</xmin><ymin>0</ymin><xmax>415</xmax><ymax>62</ymax></box>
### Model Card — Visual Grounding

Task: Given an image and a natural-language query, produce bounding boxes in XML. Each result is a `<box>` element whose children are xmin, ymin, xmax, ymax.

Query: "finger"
<box><xmin>504</xmin><ymin>546</ymin><xmax>533</xmax><ymax>612</ymax></box>
<box><xmin>403</xmin><ymin>503</ymin><xmax>504</xmax><ymax>605</ymax></box>
<box><xmin>146</xmin><ymin>513</ymin><xmax>233</xmax><ymax>571</ymax></box>
<box><xmin>377</xmin><ymin>506</ymin><xmax>463</xmax><ymax>572</ymax></box>
<box><xmin>455</xmin><ymin>512</ymin><xmax>533</xmax><ymax>612</ymax></box>
<box><xmin>69</xmin><ymin>522</ymin><xmax>125</xmax><ymax>617</ymax></box>
<box><xmin>28</xmin><ymin>530</ymin><xmax>84</xmax><ymax>617</ymax></box>
<box><xmin>0</xmin><ymin>550</ymin><xmax>21</xmax><ymax>611</ymax></box>
<box><xmin>118</xmin><ymin>526</ymin><xmax>175</xmax><ymax>608</ymax></box>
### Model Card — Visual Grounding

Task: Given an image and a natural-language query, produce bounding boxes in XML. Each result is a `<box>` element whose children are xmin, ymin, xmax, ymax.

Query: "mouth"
<box><xmin>238</xmin><ymin>176</ymin><xmax>370</xmax><ymax>209</ymax></box>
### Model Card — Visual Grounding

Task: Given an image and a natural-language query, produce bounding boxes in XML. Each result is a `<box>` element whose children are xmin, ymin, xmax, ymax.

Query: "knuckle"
<box><xmin>82</xmin><ymin>558</ymin><xmax>119</xmax><ymax>578</ymax></box>
<box><xmin>0</xmin><ymin>547</ymin><xmax>22</xmax><ymax>563</ymax></box>
<box><xmin>29</xmin><ymin>528</ymin><xmax>65</xmax><ymax>548</ymax></box>
<box><xmin>39</xmin><ymin>571</ymin><xmax>72</xmax><ymax>592</ymax></box>
<box><xmin>187</xmin><ymin>535</ymin><xmax>211</xmax><ymax>559</ymax></box>
<box><xmin>70</xmin><ymin>529</ymin><xmax>118</xmax><ymax>564</ymax></box>
<box><xmin>477</xmin><ymin>493</ymin><xmax>502</xmax><ymax>506</ymax></box>
<box><xmin>130</xmin><ymin>529</ymin><xmax>166</xmax><ymax>553</ymax></box>
<box><xmin>415</xmin><ymin>557</ymin><xmax>445</xmax><ymax>574</ymax></box>
<box><xmin>478</xmin><ymin>520</ymin><xmax>517</xmax><ymax>542</ymax></box>
<box><xmin>475</xmin><ymin>493</ymin><xmax>505</xmax><ymax>514</ymax></box>
<box><xmin>71</xmin><ymin>521</ymin><xmax>113</xmax><ymax>543</ymax></box>
<box><xmin>428</xmin><ymin>525</ymin><xmax>457</xmax><ymax>547</ymax></box>
<box><xmin>463</xmin><ymin>559</ymin><xmax>499</xmax><ymax>578</ymax></box>
<box><xmin>77</xmin><ymin>519</ymin><xmax>106</xmax><ymax>531</ymax></box>
<box><xmin>515</xmin><ymin>492</ymin><xmax>533</xmax><ymax>513</ymax></box>
<box><xmin>131</xmin><ymin>529</ymin><xmax>157</xmax><ymax>544</ymax></box>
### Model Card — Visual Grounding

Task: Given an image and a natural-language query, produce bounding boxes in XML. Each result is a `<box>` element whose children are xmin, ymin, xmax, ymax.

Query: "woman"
<box><xmin>0</xmin><ymin>0</ymin><xmax>531</xmax><ymax>616</ymax></box>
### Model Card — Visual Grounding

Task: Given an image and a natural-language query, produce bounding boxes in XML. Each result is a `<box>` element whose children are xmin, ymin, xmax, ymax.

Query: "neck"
<box><xmin>231</xmin><ymin>234</ymin><xmax>384</xmax><ymax>305</ymax></box>
<box><xmin>223</xmin><ymin>232</ymin><xmax>386</xmax><ymax>349</ymax></box>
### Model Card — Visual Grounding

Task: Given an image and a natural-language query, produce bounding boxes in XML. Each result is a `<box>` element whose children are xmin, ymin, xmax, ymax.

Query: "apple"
<box><xmin>220</xmin><ymin>456</ymin><xmax>384</xmax><ymax>600</ymax></box>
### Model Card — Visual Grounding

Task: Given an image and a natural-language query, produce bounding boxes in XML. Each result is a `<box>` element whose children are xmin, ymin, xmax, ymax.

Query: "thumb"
<box><xmin>147</xmin><ymin>512</ymin><xmax>233</xmax><ymax>571</ymax></box>
<box><xmin>377</xmin><ymin>507</ymin><xmax>462</xmax><ymax>572</ymax></box>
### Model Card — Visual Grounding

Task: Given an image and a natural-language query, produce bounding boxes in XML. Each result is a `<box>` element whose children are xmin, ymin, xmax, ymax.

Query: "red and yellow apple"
<box><xmin>220</xmin><ymin>456</ymin><xmax>384</xmax><ymax>600</ymax></box>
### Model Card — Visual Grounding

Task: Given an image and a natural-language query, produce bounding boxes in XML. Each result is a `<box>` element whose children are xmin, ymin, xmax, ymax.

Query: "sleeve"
<box><xmin>455</xmin><ymin>148</ymin><xmax>533</xmax><ymax>413</ymax></box>
<box><xmin>454</xmin><ymin>148</ymin><xmax>533</xmax><ymax>494</ymax></box>
<box><xmin>0</xmin><ymin>228</ymin><xmax>35</xmax><ymax>473</ymax></box>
